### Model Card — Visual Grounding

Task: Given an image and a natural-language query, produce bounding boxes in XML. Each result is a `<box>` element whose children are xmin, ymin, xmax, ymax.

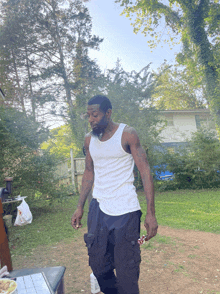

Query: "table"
<box><xmin>8</xmin><ymin>266</ymin><xmax>66</xmax><ymax>294</ymax></box>
<box><xmin>13</xmin><ymin>272</ymin><xmax>54</xmax><ymax>294</ymax></box>
<box><xmin>2</xmin><ymin>196</ymin><xmax>27</xmax><ymax>205</ymax></box>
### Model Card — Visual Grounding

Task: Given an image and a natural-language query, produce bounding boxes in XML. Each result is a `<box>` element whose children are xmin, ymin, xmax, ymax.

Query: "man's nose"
<box><xmin>88</xmin><ymin>116</ymin><xmax>93</xmax><ymax>123</ymax></box>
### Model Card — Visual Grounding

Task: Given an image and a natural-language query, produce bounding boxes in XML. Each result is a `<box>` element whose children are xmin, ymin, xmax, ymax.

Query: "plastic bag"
<box><xmin>0</xmin><ymin>266</ymin><xmax>9</xmax><ymax>278</ymax></box>
<box><xmin>14</xmin><ymin>199</ymin><xmax>33</xmax><ymax>226</ymax></box>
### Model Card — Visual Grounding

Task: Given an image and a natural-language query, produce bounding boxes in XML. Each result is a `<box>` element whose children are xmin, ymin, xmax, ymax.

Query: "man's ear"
<box><xmin>106</xmin><ymin>109</ymin><xmax>112</xmax><ymax>118</ymax></box>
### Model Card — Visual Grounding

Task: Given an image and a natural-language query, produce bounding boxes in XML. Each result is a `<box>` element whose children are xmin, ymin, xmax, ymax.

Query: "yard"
<box><xmin>6</xmin><ymin>189</ymin><xmax>220</xmax><ymax>294</ymax></box>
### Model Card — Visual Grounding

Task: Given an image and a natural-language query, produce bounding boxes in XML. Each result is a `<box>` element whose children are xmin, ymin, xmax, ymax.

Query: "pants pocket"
<box><xmin>125</xmin><ymin>231</ymin><xmax>141</xmax><ymax>266</ymax></box>
<box><xmin>84</xmin><ymin>233</ymin><xmax>96</xmax><ymax>256</ymax></box>
<box><xmin>84</xmin><ymin>231</ymin><xmax>109</xmax><ymax>276</ymax></box>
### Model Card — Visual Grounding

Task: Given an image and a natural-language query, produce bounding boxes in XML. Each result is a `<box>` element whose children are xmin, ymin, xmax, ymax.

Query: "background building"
<box><xmin>158</xmin><ymin>109</ymin><xmax>216</xmax><ymax>152</ymax></box>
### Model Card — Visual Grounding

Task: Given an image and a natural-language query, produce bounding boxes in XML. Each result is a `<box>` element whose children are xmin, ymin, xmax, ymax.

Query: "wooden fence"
<box><xmin>55</xmin><ymin>149</ymin><xmax>93</xmax><ymax>205</ymax></box>
<box><xmin>55</xmin><ymin>159</ymin><xmax>71</xmax><ymax>186</ymax></box>
<box><xmin>55</xmin><ymin>149</ymin><xmax>85</xmax><ymax>194</ymax></box>
<box><xmin>73</xmin><ymin>157</ymin><xmax>85</xmax><ymax>193</ymax></box>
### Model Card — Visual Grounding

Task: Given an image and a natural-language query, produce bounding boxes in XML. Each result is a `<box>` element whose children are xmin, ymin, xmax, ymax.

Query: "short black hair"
<box><xmin>88</xmin><ymin>95</ymin><xmax>112</xmax><ymax>113</ymax></box>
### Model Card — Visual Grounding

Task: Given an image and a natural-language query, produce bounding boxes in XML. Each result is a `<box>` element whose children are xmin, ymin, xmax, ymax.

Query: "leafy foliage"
<box><xmin>0</xmin><ymin>106</ymin><xmax>69</xmax><ymax>202</ymax></box>
<box><xmin>0</xmin><ymin>107</ymin><xmax>48</xmax><ymax>150</ymax></box>
<box><xmin>160</xmin><ymin>129</ymin><xmax>220</xmax><ymax>190</ymax></box>
<box><xmin>90</xmin><ymin>61</ymin><xmax>163</xmax><ymax>151</ymax></box>
<box><xmin>152</xmin><ymin>63</ymin><xmax>207</xmax><ymax>110</ymax></box>
<box><xmin>0</xmin><ymin>0</ymin><xmax>103</xmax><ymax>126</ymax></box>
<box><xmin>116</xmin><ymin>0</ymin><xmax>220</xmax><ymax>125</ymax></box>
<box><xmin>41</xmin><ymin>125</ymin><xmax>80</xmax><ymax>159</ymax></box>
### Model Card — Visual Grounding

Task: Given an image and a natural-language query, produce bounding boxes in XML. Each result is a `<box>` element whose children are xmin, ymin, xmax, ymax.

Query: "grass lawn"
<box><xmin>7</xmin><ymin>188</ymin><xmax>220</xmax><ymax>257</ymax></box>
<box><xmin>7</xmin><ymin>196</ymin><xmax>89</xmax><ymax>257</ymax></box>
<box><xmin>139</xmin><ymin>189</ymin><xmax>220</xmax><ymax>233</ymax></box>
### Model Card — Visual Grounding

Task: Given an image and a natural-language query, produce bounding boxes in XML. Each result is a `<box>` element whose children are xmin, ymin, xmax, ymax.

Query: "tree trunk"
<box><xmin>187</xmin><ymin>2</ymin><xmax>220</xmax><ymax>125</ymax></box>
<box><xmin>24</xmin><ymin>44</ymin><xmax>35</xmax><ymax>121</ymax></box>
<box><xmin>11</xmin><ymin>49</ymin><xmax>26</xmax><ymax>113</ymax></box>
<box><xmin>50</xmin><ymin>0</ymin><xmax>77</xmax><ymax>126</ymax></box>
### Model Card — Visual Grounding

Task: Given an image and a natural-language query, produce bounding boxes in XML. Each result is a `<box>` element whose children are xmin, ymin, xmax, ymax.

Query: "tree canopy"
<box><xmin>0</xmin><ymin>0</ymin><xmax>103</xmax><ymax>127</ymax></box>
<box><xmin>79</xmin><ymin>60</ymin><xmax>163</xmax><ymax>158</ymax></box>
<box><xmin>152</xmin><ymin>63</ymin><xmax>207</xmax><ymax>110</ymax></box>
<box><xmin>0</xmin><ymin>106</ymin><xmax>59</xmax><ymax>199</ymax></box>
<box><xmin>41</xmin><ymin>125</ymin><xmax>79</xmax><ymax>159</ymax></box>
<box><xmin>116</xmin><ymin>0</ymin><xmax>220</xmax><ymax>124</ymax></box>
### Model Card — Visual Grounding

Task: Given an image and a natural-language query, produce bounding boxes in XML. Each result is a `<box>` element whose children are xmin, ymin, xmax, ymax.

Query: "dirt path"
<box><xmin>140</xmin><ymin>226</ymin><xmax>220</xmax><ymax>294</ymax></box>
<box><xmin>12</xmin><ymin>225</ymin><xmax>220</xmax><ymax>294</ymax></box>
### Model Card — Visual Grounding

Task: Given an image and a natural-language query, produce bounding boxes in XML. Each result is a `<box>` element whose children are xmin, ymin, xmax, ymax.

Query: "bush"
<box><xmin>159</xmin><ymin>129</ymin><xmax>220</xmax><ymax>190</ymax></box>
<box><xmin>12</xmin><ymin>151</ymin><xmax>70</xmax><ymax>203</ymax></box>
<box><xmin>134</xmin><ymin>146</ymin><xmax>166</xmax><ymax>190</ymax></box>
<box><xmin>0</xmin><ymin>106</ymin><xmax>71</xmax><ymax>204</ymax></box>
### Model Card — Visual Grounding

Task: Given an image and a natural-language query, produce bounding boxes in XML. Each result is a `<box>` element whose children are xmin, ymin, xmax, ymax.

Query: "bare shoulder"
<box><xmin>123</xmin><ymin>125</ymin><xmax>140</xmax><ymax>142</ymax></box>
<box><xmin>85</xmin><ymin>132</ymin><xmax>92</xmax><ymax>139</ymax></box>
<box><xmin>124</xmin><ymin>125</ymin><xmax>137</xmax><ymax>134</ymax></box>
<box><xmin>84</xmin><ymin>132</ymin><xmax>92</xmax><ymax>149</ymax></box>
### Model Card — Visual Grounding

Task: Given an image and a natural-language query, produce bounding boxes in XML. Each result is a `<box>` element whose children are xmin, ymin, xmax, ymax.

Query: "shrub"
<box><xmin>160</xmin><ymin>129</ymin><xmax>220</xmax><ymax>190</ymax></box>
<box><xmin>0</xmin><ymin>106</ymin><xmax>71</xmax><ymax>204</ymax></box>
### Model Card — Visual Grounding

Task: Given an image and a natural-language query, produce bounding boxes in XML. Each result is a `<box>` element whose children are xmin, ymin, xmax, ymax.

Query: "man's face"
<box><xmin>87</xmin><ymin>104</ymin><xmax>109</xmax><ymax>137</ymax></box>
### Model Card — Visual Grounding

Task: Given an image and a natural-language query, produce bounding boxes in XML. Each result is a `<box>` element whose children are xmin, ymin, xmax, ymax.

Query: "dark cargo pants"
<box><xmin>84</xmin><ymin>199</ymin><xmax>142</xmax><ymax>294</ymax></box>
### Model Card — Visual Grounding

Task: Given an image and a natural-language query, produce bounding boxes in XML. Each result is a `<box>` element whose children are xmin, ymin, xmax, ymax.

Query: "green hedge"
<box><xmin>158</xmin><ymin>129</ymin><xmax>220</xmax><ymax>191</ymax></box>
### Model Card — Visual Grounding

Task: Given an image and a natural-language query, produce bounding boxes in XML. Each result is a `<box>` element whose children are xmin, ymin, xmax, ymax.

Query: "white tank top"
<box><xmin>89</xmin><ymin>123</ymin><xmax>141</xmax><ymax>216</ymax></box>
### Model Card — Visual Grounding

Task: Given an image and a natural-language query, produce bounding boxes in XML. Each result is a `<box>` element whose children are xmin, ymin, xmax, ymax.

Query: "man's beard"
<box><xmin>91</xmin><ymin>115</ymin><xmax>108</xmax><ymax>138</ymax></box>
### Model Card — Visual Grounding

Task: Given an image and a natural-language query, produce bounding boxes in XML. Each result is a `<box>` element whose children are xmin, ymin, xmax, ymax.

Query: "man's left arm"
<box><xmin>126</xmin><ymin>127</ymin><xmax>158</xmax><ymax>241</ymax></box>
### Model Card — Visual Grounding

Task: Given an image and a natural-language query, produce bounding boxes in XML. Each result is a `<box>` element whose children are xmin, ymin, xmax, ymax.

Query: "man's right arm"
<box><xmin>71</xmin><ymin>134</ymin><xmax>94</xmax><ymax>230</ymax></box>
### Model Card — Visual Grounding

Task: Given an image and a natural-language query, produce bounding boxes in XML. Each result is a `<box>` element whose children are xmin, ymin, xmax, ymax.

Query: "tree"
<box><xmin>83</xmin><ymin>61</ymin><xmax>163</xmax><ymax>164</ymax></box>
<box><xmin>0</xmin><ymin>0</ymin><xmax>103</xmax><ymax>127</ymax></box>
<box><xmin>152</xmin><ymin>63</ymin><xmax>207</xmax><ymax>110</ymax></box>
<box><xmin>0</xmin><ymin>0</ymin><xmax>48</xmax><ymax>116</ymax></box>
<box><xmin>41</xmin><ymin>125</ymin><xmax>80</xmax><ymax>159</ymax></box>
<box><xmin>162</xmin><ymin>128</ymin><xmax>220</xmax><ymax>190</ymax></box>
<box><xmin>116</xmin><ymin>0</ymin><xmax>220</xmax><ymax>125</ymax></box>
<box><xmin>68</xmin><ymin>38</ymin><xmax>104</xmax><ymax>147</ymax></box>
<box><xmin>0</xmin><ymin>106</ymin><xmax>70</xmax><ymax>201</ymax></box>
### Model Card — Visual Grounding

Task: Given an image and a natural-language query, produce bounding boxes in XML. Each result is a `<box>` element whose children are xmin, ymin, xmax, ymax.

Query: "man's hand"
<box><xmin>71</xmin><ymin>207</ymin><xmax>84</xmax><ymax>230</ymax></box>
<box><xmin>144</xmin><ymin>214</ymin><xmax>158</xmax><ymax>241</ymax></box>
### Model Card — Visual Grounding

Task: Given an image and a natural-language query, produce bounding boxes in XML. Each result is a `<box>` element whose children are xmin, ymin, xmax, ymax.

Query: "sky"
<box><xmin>49</xmin><ymin>0</ymin><xmax>182</xmax><ymax>129</ymax></box>
<box><xmin>85</xmin><ymin>0</ymin><xmax>182</xmax><ymax>73</ymax></box>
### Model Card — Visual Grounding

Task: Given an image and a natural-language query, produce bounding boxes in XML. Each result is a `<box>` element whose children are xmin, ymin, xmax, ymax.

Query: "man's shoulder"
<box><xmin>85</xmin><ymin>132</ymin><xmax>92</xmax><ymax>139</ymax></box>
<box><xmin>84</xmin><ymin>132</ymin><xmax>92</xmax><ymax>148</ymax></box>
<box><xmin>122</xmin><ymin>125</ymin><xmax>140</xmax><ymax>146</ymax></box>
<box><xmin>123</xmin><ymin>125</ymin><xmax>138</xmax><ymax>136</ymax></box>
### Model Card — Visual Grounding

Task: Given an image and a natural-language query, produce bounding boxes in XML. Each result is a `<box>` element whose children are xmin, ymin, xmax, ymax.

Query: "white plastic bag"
<box><xmin>0</xmin><ymin>266</ymin><xmax>9</xmax><ymax>278</ymax></box>
<box><xmin>14</xmin><ymin>199</ymin><xmax>33</xmax><ymax>226</ymax></box>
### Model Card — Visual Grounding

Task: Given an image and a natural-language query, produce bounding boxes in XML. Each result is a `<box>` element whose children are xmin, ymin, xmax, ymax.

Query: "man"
<box><xmin>71</xmin><ymin>95</ymin><xmax>158</xmax><ymax>294</ymax></box>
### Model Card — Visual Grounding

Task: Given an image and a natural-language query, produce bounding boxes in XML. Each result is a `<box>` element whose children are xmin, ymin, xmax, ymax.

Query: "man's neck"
<box><xmin>99</xmin><ymin>121</ymin><xmax>118</xmax><ymax>140</ymax></box>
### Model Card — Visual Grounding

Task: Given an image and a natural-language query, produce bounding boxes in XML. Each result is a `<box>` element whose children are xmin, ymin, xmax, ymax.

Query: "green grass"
<box><xmin>8</xmin><ymin>196</ymin><xmax>89</xmax><ymax>257</ymax></box>
<box><xmin>138</xmin><ymin>189</ymin><xmax>220</xmax><ymax>233</ymax></box>
<box><xmin>7</xmin><ymin>188</ymin><xmax>220</xmax><ymax>257</ymax></box>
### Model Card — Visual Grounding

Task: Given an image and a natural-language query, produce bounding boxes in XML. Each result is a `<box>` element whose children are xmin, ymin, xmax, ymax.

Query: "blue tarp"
<box><xmin>154</xmin><ymin>165</ymin><xmax>174</xmax><ymax>180</ymax></box>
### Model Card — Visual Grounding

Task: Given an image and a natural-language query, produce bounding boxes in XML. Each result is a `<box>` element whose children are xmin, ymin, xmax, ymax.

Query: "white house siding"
<box><xmin>158</xmin><ymin>110</ymin><xmax>216</xmax><ymax>145</ymax></box>
<box><xmin>159</xmin><ymin>113</ymin><xmax>197</xmax><ymax>143</ymax></box>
